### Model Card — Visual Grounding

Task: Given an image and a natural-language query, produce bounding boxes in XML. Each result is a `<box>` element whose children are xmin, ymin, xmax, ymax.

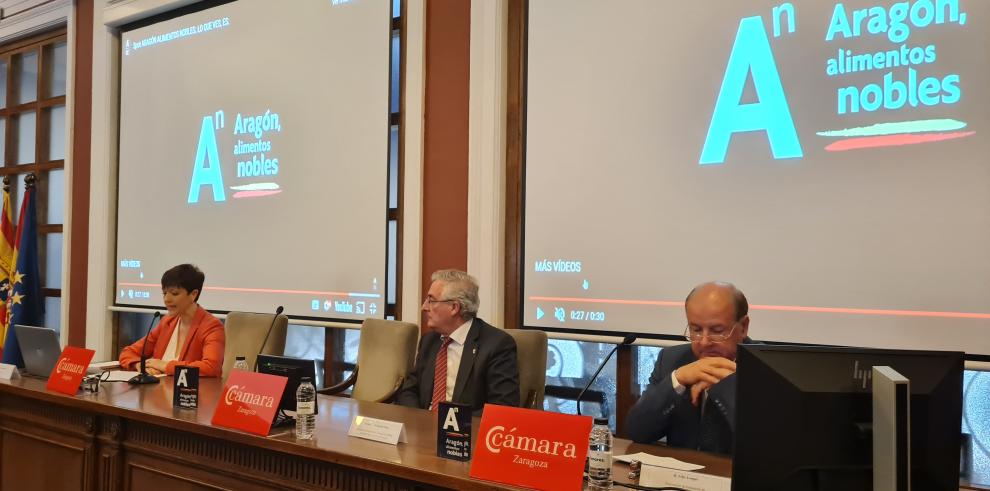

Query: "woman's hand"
<box><xmin>145</xmin><ymin>359</ymin><xmax>167</xmax><ymax>375</ymax></box>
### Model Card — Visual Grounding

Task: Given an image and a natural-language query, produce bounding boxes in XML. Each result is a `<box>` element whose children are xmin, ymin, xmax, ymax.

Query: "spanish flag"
<box><xmin>2</xmin><ymin>175</ymin><xmax>44</xmax><ymax>367</ymax></box>
<box><xmin>0</xmin><ymin>177</ymin><xmax>16</xmax><ymax>358</ymax></box>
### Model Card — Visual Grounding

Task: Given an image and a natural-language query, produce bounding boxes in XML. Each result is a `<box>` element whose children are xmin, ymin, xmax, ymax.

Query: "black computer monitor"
<box><xmin>732</xmin><ymin>345</ymin><xmax>963</xmax><ymax>491</ymax></box>
<box><xmin>256</xmin><ymin>354</ymin><xmax>318</xmax><ymax>415</ymax></box>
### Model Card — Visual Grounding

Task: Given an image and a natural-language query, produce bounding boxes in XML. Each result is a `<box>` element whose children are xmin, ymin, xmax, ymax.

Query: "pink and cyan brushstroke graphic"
<box><xmin>230</xmin><ymin>182</ymin><xmax>282</xmax><ymax>199</ymax></box>
<box><xmin>817</xmin><ymin>118</ymin><xmax>974</xmax><ymax>151</ymax></box>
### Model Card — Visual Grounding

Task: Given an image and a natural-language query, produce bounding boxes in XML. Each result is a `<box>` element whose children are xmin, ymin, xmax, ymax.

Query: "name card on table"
<box><xmin>470</xmin><ymin>404</ymin><xmax>593</xmax><ymax>491</ymax></box>
<box><xmin>437</xmin><ymin>401</ymin><xmax>471</xmax><ymax>461</ymax></box>
<box><xmin>173</xmin><ymin>366</ymin><xmax>199</xmax><ymax>408</ymax></box>
<box><xmin>348</xmin><ymin>416</ymin><xmax>407</xmax><ymax>445</ymax></box>
<box><xmin>640</xmin><ymin>465</ymin><xmax>731</xmax><ymax>491</ymax></box>
<box><xmin>211</xmin><ymin>370</ymin><xmax>287</xmax><ymax>436</ymax></box>
<box><xmin>46</xmin><ymin>346</ymin><xmax>96</xmax><ymax>395</ymax></box>
<box><xmin>0</xmin><ymin>363</ymin><xmax>20</xmax><ymax>380</ymax></box>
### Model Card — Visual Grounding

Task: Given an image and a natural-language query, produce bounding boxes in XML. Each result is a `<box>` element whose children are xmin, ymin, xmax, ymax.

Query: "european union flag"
<box><xmin>2</xmin><ymin>176</ymin><xmax>45</xmax><ymax>367</ymax></box>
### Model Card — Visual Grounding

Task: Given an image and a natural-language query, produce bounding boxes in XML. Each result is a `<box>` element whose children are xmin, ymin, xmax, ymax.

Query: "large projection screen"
<box><xmin>116</xmin><ymin>0</ymin><xmax>391</xmax><ymax>321</ymax></box>
<box><xmin>523</xmin><ymin>0</ymin><xmax>990</xmax><ymax>356</ymax></box>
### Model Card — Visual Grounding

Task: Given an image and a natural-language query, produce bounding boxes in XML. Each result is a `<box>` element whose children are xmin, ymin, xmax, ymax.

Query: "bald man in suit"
<box><xmin>626</xmin><ymin>282</ymin><xmax>756</xmax><ymax>454</ymax></box>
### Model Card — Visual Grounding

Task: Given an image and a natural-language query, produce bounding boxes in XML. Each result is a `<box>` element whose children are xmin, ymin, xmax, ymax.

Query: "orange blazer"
<box><xmin>119</xmin><ymin>305</ymin><xmax>226</xmax><ymax>377</ymax></box>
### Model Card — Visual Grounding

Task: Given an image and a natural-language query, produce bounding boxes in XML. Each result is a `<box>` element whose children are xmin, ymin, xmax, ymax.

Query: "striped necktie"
<box><xmin>430</xmin><ymin>336</ymin><xmax>453</xmax><ymax>411</ymax></box>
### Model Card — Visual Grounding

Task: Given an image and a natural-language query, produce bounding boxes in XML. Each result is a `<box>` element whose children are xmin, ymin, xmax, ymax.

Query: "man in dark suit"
<box><xmin>395</xmin><ymin>269</ymin><xmax>519</xmax><ymax>414</ymax></box>
<box><xmin>626</xmin><ymin>281</ymin><xmax>754</xmax><ymax>454</ymax></box>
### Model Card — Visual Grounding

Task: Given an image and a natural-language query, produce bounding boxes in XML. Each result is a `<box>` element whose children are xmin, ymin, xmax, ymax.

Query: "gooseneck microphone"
<box><xmin>576</xmin><ymin>334</ymin><xmax>637</xmax><ymax>416</ymax></box>
<box><xmin>128</xmin><ymin>311</ymin><xmax>162</xmax><ymax>385</ymax></box>
<box><xmin>253</xmin><ymin>306</ymin><xmax>284</xmax><ymax>371</ymax></box>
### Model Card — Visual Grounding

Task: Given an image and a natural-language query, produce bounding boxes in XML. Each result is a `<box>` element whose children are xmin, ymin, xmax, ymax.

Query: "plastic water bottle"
<box><xmin>295</xmin><ymin>376</ymin><xmax>316</xmax><ymax>440</ymax></box>
<box><xmin>588</xmin><ymin>417</ymin><xmax>613</xmax><ymax>489</ymax></box>
<box><xmin>233</xmin><ymin>356</ymin><xmax>249</xmax><ymax>371</ymax></box>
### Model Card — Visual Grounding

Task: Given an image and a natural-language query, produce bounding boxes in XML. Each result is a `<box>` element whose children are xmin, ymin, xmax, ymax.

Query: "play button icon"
<box><xmin>536</xmin><ymin>307</ymin><xmax>545</xmax><ymax>320</ymax></box>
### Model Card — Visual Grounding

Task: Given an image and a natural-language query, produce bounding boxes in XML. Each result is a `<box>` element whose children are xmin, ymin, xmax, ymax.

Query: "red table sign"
<box><xmin>470</xmin><ymin>404</ymin><xmax>593</xmax><ymax>491</ymax></box>
<box><xmin>211</xmin><ymin>370</ymin><xmax>288</xmax><ymax>436</ymax></box>
<box><xmin>46</xmin><ymin>346</ymin><xmax>95</xmax><ymax>395</ymax></box>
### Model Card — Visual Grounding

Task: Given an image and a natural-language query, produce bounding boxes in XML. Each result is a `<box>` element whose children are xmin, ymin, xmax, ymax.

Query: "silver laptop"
<box><xmin>14</xmin><ymin>325</ymin><xmax>61</xmax><ymax>377</ymax></box>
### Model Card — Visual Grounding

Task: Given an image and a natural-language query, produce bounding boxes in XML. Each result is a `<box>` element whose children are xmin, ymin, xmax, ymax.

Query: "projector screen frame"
<box><xmin>507</xmin><ymin>0</ymin><xmax>990</xmax><ymax>362</ymax></box>
<box><xmin>111</xmin><ymin>0</ymin><xmax>398</xmax><ymax>324</ymax></box>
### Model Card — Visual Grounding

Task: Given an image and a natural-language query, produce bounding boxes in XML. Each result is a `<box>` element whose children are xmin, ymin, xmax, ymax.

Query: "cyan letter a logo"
<box><xmin>699</xmin><ymin>16</ymin><xmax>802</xmax><ymax>165</ymax></box>
<box><xmin>187</xmin><ymin>116</ymin><xmax>226</xmax><ymax>203</ymax></box>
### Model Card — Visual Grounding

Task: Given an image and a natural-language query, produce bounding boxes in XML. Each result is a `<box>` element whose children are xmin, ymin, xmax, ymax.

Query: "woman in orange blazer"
<box><xmin>119</xmin><ymin>264</ymin><xmax>225</xmax><ymax>377</ymax></box>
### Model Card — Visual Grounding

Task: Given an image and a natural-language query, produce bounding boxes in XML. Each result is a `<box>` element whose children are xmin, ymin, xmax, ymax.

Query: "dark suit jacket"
<box><xmin>625</xmin><ymin>342</ymin><xmax>754</xmax><ymax>454</ymax></box>
<box><xmin>395</xmin><ymin>318</ymin><xmax>520</xmax><ymax>414</ymax></box>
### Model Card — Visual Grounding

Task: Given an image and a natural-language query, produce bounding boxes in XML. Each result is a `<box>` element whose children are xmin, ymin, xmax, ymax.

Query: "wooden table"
<box><xmin>0</xmin><ymin>376</ymin><xmax>731</xmax><ymax>490</ymax></box>
<box><xmin>0</xmin><ymin>376</ymin><xmax>981</xmax><ymax>490</ymax></box>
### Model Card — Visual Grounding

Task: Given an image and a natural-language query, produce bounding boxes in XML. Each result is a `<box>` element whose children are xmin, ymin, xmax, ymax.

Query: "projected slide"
<box><xmin>524</xmin><ymin>0</ymin><xmax>990</xmax><ymax>355</ymax></box>
<box><xmin>116</xmin><ymin>0</ymin><xmax>390</xmax><ymax>320</ymax></box>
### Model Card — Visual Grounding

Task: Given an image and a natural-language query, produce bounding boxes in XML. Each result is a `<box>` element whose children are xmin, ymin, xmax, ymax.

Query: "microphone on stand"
<box><xmin>576</xmin><ymin>334</ymin><xmax>637</xmax><ymax>416</ymax></box>
<box><xmin>253</xmin><ymin>306</ymin><xmax>285</xmax><ymax>371</ymax></box>
<box><xmin>128</xmin><ymin>311</ymin><xmax>163</xmax><ymax>385</ymax></box>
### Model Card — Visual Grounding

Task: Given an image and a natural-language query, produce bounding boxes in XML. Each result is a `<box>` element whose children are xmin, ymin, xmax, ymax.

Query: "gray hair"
<box><xmin>431</xmin><ymin>269</ymin><xmax>480</xmax><ymax>319</ymax></box>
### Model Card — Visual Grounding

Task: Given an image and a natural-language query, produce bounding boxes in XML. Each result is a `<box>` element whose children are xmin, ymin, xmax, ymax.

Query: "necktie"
<box><xmin>430</xmin><ymin>336</ymin><xmax>453</xmax><ymax>411</ymax></box>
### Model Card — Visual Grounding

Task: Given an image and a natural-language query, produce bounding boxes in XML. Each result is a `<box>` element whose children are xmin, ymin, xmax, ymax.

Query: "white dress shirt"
<box><xmin>161</xmin><ymin>319</ymin><xmax>184</xmax><ymax>363</ymax></box>
<box><xmin>442</xmin><ymin>320</ymin><xmax>472</xmax><ymax>401</ymax></box>
<box><xmin>672</xmin><ymin>369</ymin><xmax>709</xmax><ymax>405</ymax></box>
<box><xmin>671</xmin><ymin>370</ymin><xmax>686</xmax><ymax>395</ymax></box>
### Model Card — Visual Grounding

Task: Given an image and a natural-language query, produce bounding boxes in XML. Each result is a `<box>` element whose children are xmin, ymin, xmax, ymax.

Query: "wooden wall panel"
<box><xmin>1</xmin><ymin>430</ymin><xmax>89</xmax><ymax>491</ymax></box>
<box><xmin>0</xmin><ymin>392</ymin><xmax>96</xmax><ymax>491</ymax></box>
<box><xmin>420</xmin><ymin>0</ymin><xmax>472</xmax><ymax>330</ymax></box>
<box><xmin>126</xmin><ymin>454</ymin><xmax>251</xmax><ymax>491</ymax></box>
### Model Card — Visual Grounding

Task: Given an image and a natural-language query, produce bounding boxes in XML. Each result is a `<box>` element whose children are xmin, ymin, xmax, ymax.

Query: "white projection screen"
<box><xmin>523</xmin><ymin>0</ymin><xmax>990</xmax><ymax>356</ymax></box>
<box><xmin>116</xmin><ymin>0</ymin><xmax>391</xmax><ymax>321</ymax></box>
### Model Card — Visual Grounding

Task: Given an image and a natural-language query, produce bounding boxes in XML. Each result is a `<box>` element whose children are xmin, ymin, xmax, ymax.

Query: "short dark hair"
<box><xmin>685</xmin><ymin>281</ymin><xmax>749</xmax><ymax>321</ymax></box>
<box><xmin>161</xmin><ymin>264</ymin><xmax>205</xmax><ymax>301</ymax></box>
